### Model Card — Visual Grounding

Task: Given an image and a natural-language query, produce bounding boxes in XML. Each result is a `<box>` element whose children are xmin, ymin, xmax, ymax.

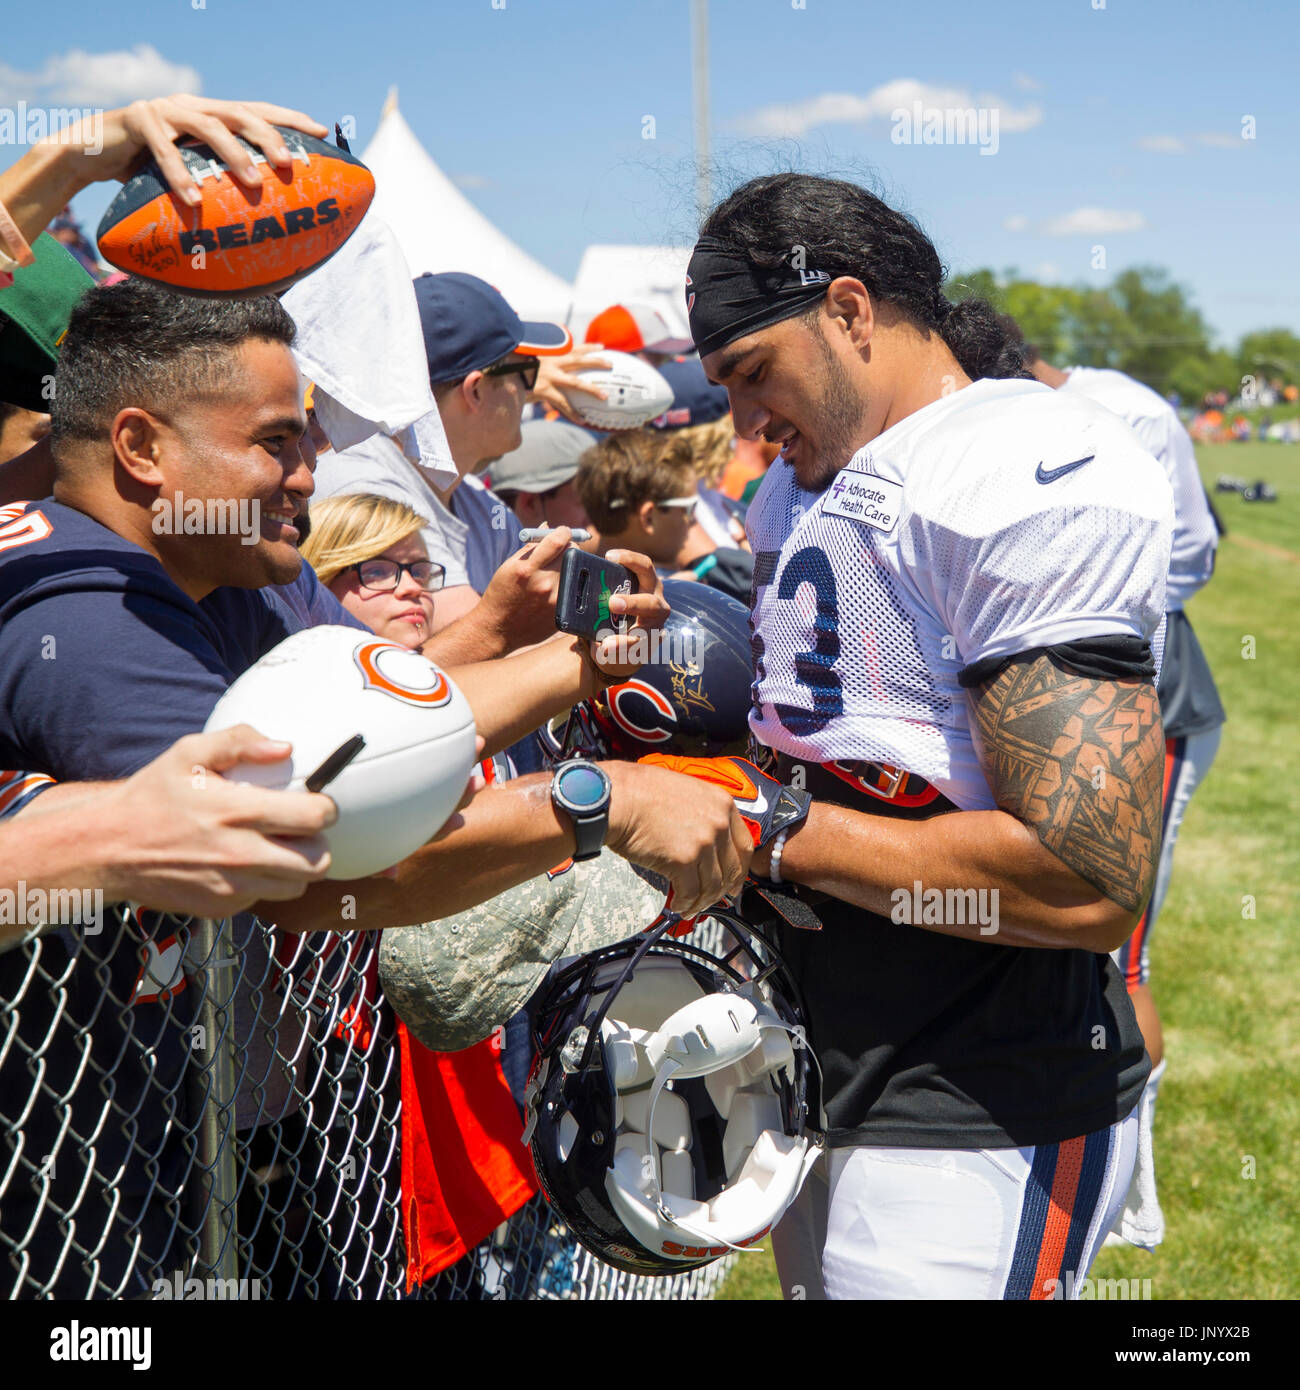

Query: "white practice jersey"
<box><xmin>1060</xmin><ymin>367</ymin><xmax>1217</xmax><ymax>610</ymax></box>
<box><xmin>747</xmin><ymin>377</ymin><xmax>1173</xmax><ymax>811</ymax></box>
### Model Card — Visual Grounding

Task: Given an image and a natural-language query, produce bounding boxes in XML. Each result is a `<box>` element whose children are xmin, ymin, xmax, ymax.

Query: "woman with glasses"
<box><xmin>301</xmin><ymin>493</ymin><xmax>445</xmax><ymax>649</ymax></box>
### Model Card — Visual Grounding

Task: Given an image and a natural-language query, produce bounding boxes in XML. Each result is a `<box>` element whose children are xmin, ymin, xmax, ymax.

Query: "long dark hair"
<box><xmin>699</xmin><ymin>173</ymin><xmax>1030</xmax><ymax>382</ymax></box>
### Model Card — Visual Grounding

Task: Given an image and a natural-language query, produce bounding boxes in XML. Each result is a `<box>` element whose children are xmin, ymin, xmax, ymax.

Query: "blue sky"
<box><xmin>2</xmin><ymin>0</ymin><xmax>1295</xmax><ymax>345</ymax></box>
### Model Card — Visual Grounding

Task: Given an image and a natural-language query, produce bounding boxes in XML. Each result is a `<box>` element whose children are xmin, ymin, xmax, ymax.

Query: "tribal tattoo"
<box><xmin>968</xmin><ymin>654</ymin><xmax>1164</xmax><ymax>912</ymax></box>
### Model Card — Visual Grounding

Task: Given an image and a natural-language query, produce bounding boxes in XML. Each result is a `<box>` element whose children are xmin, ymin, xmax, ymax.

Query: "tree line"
<box><xmin>948</xmin><ymin>266</ymin><xmax>1300</xmax><ymax>404</ymax></box>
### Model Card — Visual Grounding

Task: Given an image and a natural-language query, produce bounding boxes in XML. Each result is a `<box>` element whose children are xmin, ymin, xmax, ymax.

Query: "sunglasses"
<box><xmin>654</xmin><ymin>496</ymin><xmax>699</xmax><ymax>519</ymax></box>
<box><xmin>482</xmin><ymin>357</ymin><xmax>540</xmax><ymax>391</ymax></box>
<box><xmin>347</xmin><ymin>558</ymin><xmax>445</xmax><ymax>592</ymax></box>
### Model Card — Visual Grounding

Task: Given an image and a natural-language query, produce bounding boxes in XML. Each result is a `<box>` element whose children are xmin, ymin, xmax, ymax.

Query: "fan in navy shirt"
<box><xmin>0</xmin><ymin>498</ymin><xmax>363</xmax><ymax>781</ymax></box>
<box><xmin>0</xmin><ymin>282</ymin><xmax>351</xmax><ymax>1297</ymax></box>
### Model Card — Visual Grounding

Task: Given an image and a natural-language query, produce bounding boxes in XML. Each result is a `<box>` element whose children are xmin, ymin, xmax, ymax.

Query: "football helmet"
<box><xmin>522</xmin><ymin>910</ymin><xmax>823</xmax><ymax>1277</ymax></box>
<box><xmin>540</xmin><ymin>579</ymin><xmax>754</xmax><ymax>764</ymax></box>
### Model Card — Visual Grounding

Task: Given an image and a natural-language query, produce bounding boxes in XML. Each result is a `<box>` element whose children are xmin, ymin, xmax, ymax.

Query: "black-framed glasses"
<box><xmin>347</xmin><ymin>558</ymin><xmax>445</xmax><ymax>592</ymax></box>
<box><xmin>482</xmin><ymin>357</ymin><xmax>540</xmax><ymax>391</ymax></box>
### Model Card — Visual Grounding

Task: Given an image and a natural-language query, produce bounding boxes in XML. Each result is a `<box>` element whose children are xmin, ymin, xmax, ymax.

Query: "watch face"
<box><xmin>558</xmin><ymin>763</ymin><xmax>608</xmax><ymax>809</ymax></box>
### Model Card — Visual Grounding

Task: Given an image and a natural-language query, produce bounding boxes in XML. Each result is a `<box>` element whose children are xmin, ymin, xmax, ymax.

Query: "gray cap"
<box><xmin>379</xmin><ymin>852</ymin><xmax>667</xmax><ymax>1053</ymax></box>
<box><xmin>488</xmin><ymin>418</ymin><xmax>595</xmax><ymax>495</ymax></box>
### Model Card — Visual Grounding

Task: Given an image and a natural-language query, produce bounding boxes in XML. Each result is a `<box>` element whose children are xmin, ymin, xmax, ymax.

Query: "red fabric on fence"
<box><xmin>397</xmin><ymin>1020</ymin><xmax>539</xmax><ymax>1289</ymax></box>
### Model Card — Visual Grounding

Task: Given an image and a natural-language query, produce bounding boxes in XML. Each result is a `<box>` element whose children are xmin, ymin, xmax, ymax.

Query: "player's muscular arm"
<box><xmin>968</xmin><ymin>655</ymin><xmax>1163</xmax><ymax>915</ymax></box>
<box><xmin>758</xmin><ymin>655</ymin><xmax>1163</xmax><ymax>952</ymax></box>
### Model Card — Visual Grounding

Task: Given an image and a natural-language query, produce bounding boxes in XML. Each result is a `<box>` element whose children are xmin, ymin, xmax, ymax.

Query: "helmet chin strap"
<box><xmin>642</xmin><ymin>1014</ymin><xmax>824</xmax><ymax>1256</ymax></box>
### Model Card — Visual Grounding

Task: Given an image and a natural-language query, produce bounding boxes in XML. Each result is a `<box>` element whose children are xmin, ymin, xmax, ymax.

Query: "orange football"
<box><xmin>96</xmin><ymin>126</ymin><xmax>375</xmax><ymax>297</ymax></box>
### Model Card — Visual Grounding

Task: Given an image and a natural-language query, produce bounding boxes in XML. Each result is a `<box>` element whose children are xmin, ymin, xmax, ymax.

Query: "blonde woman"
<box><xmin>301</xmin><ymin>494</ymin><xmax>444</xmax><ymax>649</ymax></box>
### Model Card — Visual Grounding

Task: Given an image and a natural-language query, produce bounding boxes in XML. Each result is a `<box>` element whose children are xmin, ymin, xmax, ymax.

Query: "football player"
<box><xmin>686</xmin><ymin>173</ymin><xmax>1174</xmax><ymax>1300</ymax></box>
<box><xmin>1022</xmin><ymin>341</ymin><xmax>1225</xmax><ymax>1250</ymax></box>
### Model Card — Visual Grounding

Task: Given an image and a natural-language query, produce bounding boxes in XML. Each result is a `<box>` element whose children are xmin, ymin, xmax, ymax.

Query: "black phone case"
<box><xmin>554</xmin><ymin>549</ymin><xmax>639</xmax><ymax>641</ymax></box>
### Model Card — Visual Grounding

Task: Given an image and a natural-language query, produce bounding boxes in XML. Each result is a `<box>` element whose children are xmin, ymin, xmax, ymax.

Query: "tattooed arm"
<box><xmin>750</xmin><ymin>652</ymin><xmax>1164</xmax><ymax>952</ymax></box>
<box><xmin>965</xmin><ymin>655</ymin><xmax>1163</xmax><ymax>915</ymax></box>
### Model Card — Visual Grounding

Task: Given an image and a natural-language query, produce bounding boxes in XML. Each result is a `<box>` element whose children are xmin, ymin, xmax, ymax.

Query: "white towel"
<box><xmin>282</xmin><ymin>211</ymin><xmax>455</xmax><ymax>485</ymax></box>
<box><xmin>1103</xmin><ymin>1056</ymin><xmax>1166</xmax><ymax>1251</ymax></box>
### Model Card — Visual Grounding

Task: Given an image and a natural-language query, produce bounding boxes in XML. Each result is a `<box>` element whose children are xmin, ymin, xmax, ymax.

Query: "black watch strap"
<box><xmin>568</xmin><ymin>807</ymin><xmax>608</xmax><ymax>862</ymax></box>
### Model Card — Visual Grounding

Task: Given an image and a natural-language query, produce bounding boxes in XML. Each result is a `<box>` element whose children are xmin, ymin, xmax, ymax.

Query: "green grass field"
<box><xmin>720</xmin><ymin>440</ymin><xmax>1300</xmax><ymax>1301</ymax></box>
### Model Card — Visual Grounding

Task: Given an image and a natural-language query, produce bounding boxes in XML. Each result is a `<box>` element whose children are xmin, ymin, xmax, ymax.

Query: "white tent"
<box><xmin>360</xmin><ymin>90</ymin><xmax>575</xmax><ymax>324</ymax></box>
<box><xmin>570</xmin><ymin>244</ymin><xmax>693</xmax><ymax>341</ymax></box>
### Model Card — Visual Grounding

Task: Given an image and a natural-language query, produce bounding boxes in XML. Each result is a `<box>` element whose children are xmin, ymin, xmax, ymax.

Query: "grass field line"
<box><xmin>1222</xmin><ymin>531</ymin><xmax>1300</xmax><ymax>563</ymax></box>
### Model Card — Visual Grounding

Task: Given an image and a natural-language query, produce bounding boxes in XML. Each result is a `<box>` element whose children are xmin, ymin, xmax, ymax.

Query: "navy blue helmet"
<box><xmin>542</xmin><ymin>579</ymin><xmax>754</xmax><ymax>762</ymax></box>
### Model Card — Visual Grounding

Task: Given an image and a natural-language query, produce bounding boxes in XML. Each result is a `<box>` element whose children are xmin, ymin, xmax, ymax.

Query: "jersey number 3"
<box><xmin>753</xmin><ymin>544</ymin><xmax>844</xmax><ymax>736</ymax></box>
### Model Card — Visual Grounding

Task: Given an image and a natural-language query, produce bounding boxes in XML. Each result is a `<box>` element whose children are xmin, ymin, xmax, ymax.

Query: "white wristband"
<box><xmin>768</xmin><ymin>827</ymin><xmax>790</xmax><ymax>884</ymax></box>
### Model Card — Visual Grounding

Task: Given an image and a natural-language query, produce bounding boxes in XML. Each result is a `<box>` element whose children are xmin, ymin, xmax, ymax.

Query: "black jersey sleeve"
<box><xmin>958</xmin><ymin>633</ymin><xmax>1155</xmax><ymax>689</ymax></box>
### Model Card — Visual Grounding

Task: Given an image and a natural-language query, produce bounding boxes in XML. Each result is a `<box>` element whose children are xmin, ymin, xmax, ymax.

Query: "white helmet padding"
<box><xmin>595</xmin><ymin>965</ymin><xmax>821</xmax><ymax>1261</ymax></box>
<box><xmin>525</xmin><ymin>909</ymin><xmax>823</xmax><ymax>1276</ymax></box>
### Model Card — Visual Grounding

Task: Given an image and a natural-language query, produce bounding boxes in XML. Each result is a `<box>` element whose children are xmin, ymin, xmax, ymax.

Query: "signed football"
<box><xmin>96</xmin><ymin>127</ymin><xmax>374</xmax><ymax>298</ymax></box>
<box><xmin>560</xmin><ymin>350</ymin><xmax>675</xmax><ymax>431</ymax></box>
<box><xmin>203</xmin><ymin>626</ymin><xmax>477</xmax><ymax>880</ymax></box>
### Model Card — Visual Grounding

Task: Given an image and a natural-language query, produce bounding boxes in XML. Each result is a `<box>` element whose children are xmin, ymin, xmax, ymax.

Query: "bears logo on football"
<box><xmin>353</xmin><ymin>641</ymin><xmax>451</xmax><ymax>708</ymax></box>
<box><xmin>178</xmin><ymin>197</ymin><xmax>342</xmax><ymax>254</ymax></box>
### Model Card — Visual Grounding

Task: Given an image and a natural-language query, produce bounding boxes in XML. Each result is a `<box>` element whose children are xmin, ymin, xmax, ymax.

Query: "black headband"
<box><xmin>686</xmin><ymin>235</ymin><xmax>832</xmax><ymax>359</ymax></box>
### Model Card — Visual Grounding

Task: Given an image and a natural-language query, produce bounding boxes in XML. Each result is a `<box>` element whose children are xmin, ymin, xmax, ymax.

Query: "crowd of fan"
<box><xmin>0</xmin><ymin>94</ymin><xmax>781</xmax><ymax>1297</ymax></box>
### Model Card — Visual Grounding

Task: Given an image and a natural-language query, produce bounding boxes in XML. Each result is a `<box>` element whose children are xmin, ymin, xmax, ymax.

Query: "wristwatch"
<box><xmin>550</xmin><ymin>759</ymin><xmax>612</xmax><ymax>862</ymax></box>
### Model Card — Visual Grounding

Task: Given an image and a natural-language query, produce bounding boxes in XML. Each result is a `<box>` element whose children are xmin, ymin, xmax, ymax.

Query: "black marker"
<box><xmin>304</xmin><ymin>734</ymin><xmax>366</xmax><ymax>793</ymax></box>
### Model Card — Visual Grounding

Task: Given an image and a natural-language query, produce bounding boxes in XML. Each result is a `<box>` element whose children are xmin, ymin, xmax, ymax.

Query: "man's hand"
<box><xmin>3</xmin><ymin>96</ymin><xmax>329</xmax><ymax>248</ymax></box>
<box><xmin>472</xmin><ymin>526</ymin><xmax>572</xmax><ymax>651</ymax></box>
<box><xmin>603</xmin><ymin>760</ymin><xmax>752</xmax><ymax>916</ymax></box>
<box><xmin>587</xmin><ymin>548</ymin><xmax>670</xmax><ymax>682</ymax></box>
<box><xmin>94</xmin><ymin>725</ymin><xmax>336</xmax><ymax>916</ymax></box>
<box><xmin>528</xmin><ymin>345</ymin><xmax>611</xmax><ymax>424</ymax></box>
<box><xmin>636</xmin><ymin>754</ymin><xmax>811</xmax><ymax>851</ymax></box>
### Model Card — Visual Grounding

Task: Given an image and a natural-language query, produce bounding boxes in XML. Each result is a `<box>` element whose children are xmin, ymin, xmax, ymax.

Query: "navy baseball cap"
<box><xmin>414</xmin><ymin>272</ymin><xmax>572</xmax><ymax>384</ymax></box>
<box><xmin>649</xmin><ymin>357</ymin><xmax>730</xmax><ymax>430</ymax></box>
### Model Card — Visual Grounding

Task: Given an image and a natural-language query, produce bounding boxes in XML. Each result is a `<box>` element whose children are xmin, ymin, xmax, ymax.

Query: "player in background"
<box><xmin>686</xmin><ymin>172</ymin><xmax>1174</xmax><ymax>1299</ymax></box>
<box><xmin>1021</xmin><ymin>339</ymin><xmax>1225</xmax><ymax>1250</ymax></box>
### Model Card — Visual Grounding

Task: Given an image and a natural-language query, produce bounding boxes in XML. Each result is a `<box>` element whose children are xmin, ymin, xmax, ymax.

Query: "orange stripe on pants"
<box><xmin>1122</xmin><ymin>736</ymin><xmax>1177</xmax><ymax>992</ymax></box>
<box><xmin>1028</xmin><ymin>1136</ymin><xmax>1086</xmax><ymax>1299</ymax></box>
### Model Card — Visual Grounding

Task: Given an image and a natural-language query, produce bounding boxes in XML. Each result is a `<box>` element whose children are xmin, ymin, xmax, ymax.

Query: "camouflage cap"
<box><xmin>378</xmin><ymin>852</ymin><xmax>667</xmax><ymax>1054</ymax></box>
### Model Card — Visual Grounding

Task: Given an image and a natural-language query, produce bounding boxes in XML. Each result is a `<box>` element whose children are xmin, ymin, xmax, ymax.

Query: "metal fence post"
<box><xmin>189</xmin><ymin>915</ymin><xmax>240</xmax><ymax>1283</ymax></box>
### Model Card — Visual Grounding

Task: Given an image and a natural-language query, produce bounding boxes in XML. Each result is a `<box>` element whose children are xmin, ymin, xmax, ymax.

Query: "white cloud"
<box><xmin>1138</xmin><ymin>134</ymin><xmax>1186</xmax><ymax>153</ymax></box>
<box><xmin>1139</xmin><ymin>131</ymin><xmax>1243</xmax><ymax>152</ymax></box>
<box><xmin>0</xmin><ymin>45</ymin><xmax>200</xmax><ymax>110</ymax></box>
<box><xmin>452</xmin><ymin>173</ymin><xmax>491</xmax><ymax>190</ymax></box>
<box><xmin>1034</xmin><ymin>261</ymin><xmax>1062</xmax><ymax>282</ymax></box>
<box><xmin>1012</xmin><ymin>72</ymin><xmax>1043</xmax><ymax>92</ymax></box>
<box><xmin>735</xmin><ymin>78</ymin><xmax>1042</xmax><ymax>138</ymax></box>
<box><xmin>1003</xmin><ymin>214</ymin><xmax>1029</xmax><ymax>232</ymax></box>
<box><xmin>1040</xmin><ymin>207</ymin><xmax>1146</xmax><ymax>237</ymax></box>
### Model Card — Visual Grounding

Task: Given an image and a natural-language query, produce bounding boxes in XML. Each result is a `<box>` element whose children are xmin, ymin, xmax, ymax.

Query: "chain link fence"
<box><xmin>1</xmin><ymin>903</ymin><xmax>734</xmax><ymax>1301</ymax></box>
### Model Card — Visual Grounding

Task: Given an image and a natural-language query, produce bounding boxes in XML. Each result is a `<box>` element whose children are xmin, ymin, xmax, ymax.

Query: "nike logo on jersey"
<box><xmin>1035</xmin><ymin>454</ymin><xmax>1094</xmax><ymax>484</ymax></box>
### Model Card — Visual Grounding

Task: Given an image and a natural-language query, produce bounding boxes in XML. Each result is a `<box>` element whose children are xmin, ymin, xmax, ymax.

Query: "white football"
<box><xmin>561</xmin><ymin>349</ymin><xmax>674</xmax><ymax>431</ymax></box>
<box><xmin>203</xmin><ymin>626</ymin><xmax>477</xmax><ymax>880</ymax></box>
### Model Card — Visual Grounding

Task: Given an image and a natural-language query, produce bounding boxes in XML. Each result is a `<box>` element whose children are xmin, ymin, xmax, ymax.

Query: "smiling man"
<box><xmin>690</xmin><ymin>173</ymin><xmax>1176</xmax><ymax>1301</ymax></box>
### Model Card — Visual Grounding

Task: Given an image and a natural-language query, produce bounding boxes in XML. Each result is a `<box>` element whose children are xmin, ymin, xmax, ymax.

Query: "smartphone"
<box><xmin>555</xmin><ymin>548</ymin><xmax>638</xmax><ymax>643</ymax></box>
